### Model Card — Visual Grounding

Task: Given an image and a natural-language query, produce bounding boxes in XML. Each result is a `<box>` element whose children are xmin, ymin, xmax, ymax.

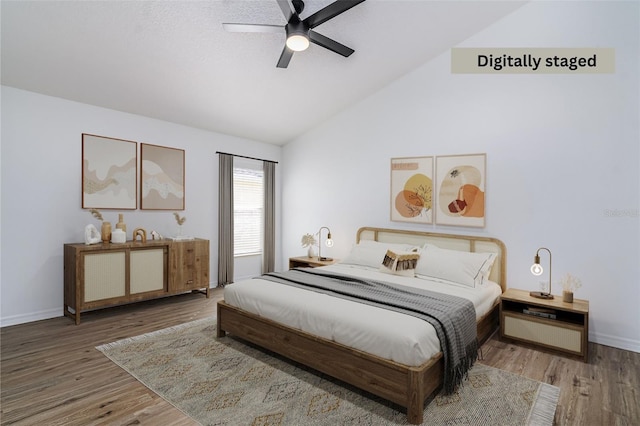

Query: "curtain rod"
<box><xmin>216</xmin><ymin>151</ymin><xmax>278</xmax><ymax>164</ymax></box>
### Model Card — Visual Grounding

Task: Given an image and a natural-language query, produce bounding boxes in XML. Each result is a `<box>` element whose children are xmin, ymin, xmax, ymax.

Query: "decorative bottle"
<box><xmin>116</xmin><ymin>213</ymin><xmax>127</xmax><ymax>238</ymax></box>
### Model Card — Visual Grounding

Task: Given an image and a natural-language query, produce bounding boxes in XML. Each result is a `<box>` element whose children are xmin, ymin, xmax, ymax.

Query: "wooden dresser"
<box><xmin>64</xmin><ymin>238</ymin><xmax>209</xmax><ymax>324</ymax></box>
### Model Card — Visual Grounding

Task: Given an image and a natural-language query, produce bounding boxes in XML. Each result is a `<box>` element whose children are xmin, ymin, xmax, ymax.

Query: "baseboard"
<box><xmin>0</xmin><ymin>308</ymin><xmax>60</xmax><ymax>328</ymax></box>
<box><xmin>590</xmin><ymin>331</ymin><xmax>640</xmax><ymax>353</ymax></box>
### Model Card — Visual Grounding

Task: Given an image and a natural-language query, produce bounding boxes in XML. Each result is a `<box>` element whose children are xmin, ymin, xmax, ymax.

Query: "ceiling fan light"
<box><xmin>286</xmin><ymin>34</ymin><xmax>309</xmax><ymax>51</ymax></box>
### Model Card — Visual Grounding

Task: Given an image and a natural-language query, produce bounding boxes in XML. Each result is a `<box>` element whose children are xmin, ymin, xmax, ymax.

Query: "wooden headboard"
<box><xmin>357</xmin><ymin>227</ymin><xmax>507</xmax><ymax>292</ymax></box>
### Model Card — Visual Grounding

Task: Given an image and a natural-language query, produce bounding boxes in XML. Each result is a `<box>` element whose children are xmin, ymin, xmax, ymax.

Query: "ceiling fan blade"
<box><xmin>277</xmin><ymin>46</ymin><xmax>294</xmax><ymax>68</ymax></box>
<box><xmin>276</xmin><ymin>0</ymin><xmax>294</xmax><ymax>21</ymax></box>
<box><xmin>304</xmin><ymin>0</ymin><xmax>366</xmax><ymax>28</ymax></box>
<box><xmin>222</xmin><ymin>23</ymin><xmax>284</xmax><ymax>33</ymax></box>
<box><xmin>308</xmin><ymin>30</ymin><xmax>354</xmax><ymax>57</ymax></box>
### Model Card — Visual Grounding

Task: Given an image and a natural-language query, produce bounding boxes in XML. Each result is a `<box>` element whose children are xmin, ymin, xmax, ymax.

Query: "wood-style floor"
<box><xmin>2</xmin><ymin>289</ymin><xmax>639</xmax><ymax>425</ymax></box>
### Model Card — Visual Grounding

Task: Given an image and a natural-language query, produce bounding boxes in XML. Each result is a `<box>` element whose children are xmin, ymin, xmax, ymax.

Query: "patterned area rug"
<box><xmin>96</xmin><ymin>318</ymin><xmax>559</xmax><ymax>425</ymax></box>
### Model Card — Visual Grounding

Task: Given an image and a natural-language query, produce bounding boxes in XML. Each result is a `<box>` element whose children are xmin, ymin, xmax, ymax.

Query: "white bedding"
<box><xmin>223</xmin><ymin>263</ymin><xmax>502</xmax><ymax>367</ymax></box>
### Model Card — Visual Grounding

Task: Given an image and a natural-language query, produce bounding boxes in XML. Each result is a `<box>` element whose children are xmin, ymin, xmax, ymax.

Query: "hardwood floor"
<box><xmin>481</xmin><ymin>333</ymin><xmax>640</xmax><ymax>425</ymax></box>
<box><xmin>2</xmin><ymin>290</ymin><xmax>638</xmax><ymax>425</ymax></box>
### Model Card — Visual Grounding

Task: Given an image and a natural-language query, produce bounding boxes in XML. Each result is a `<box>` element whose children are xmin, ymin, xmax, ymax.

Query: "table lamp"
<box><xmin>530</xmin><ymin>247</ymin><xmax>554</xmax><ymax>299</ymax></box>
<box><xmin>317</xmin><ymin>226</ymin><xmax>334</xmax><ymax>261</ymax></box>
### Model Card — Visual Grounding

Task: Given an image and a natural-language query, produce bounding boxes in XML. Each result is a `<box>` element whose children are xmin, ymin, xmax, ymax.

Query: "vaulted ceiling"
<box><xmin>1</xmin><ymin>1</ymin><xmax>524</xmax><ymax>145</ymax></box>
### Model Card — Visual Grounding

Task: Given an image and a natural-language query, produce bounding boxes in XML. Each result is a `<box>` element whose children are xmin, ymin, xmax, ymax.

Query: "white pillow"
<box><xmin>379</xmin><ymin>249</ymin><xmax>420</xmax><ymax>277</ymax></box>
<box><xmin>415</xmin><ymin>244</ymin><xmax>497</xmax><ymax>288</ymax></box>
<box><xmin>340</xmin><ymin>240</ymin><xmax>418</xmax><ymax>269</ymax></box>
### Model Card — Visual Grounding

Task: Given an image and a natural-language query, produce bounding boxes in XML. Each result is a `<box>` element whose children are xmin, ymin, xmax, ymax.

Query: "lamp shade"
<box><xmin>285</xmin><ymin>20</ymin><xmax>309</xmax><ymax>52</ymax></box>
<box><xmin>286</xmin><ymin>34</ymin><xmax>309</xmax><ymax>51</ymax></box>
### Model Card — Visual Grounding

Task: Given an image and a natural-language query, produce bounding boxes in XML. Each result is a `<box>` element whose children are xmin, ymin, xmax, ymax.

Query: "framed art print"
<box><xmin>140</xmin><ymin>143</ymin><xmax>185</xmax><ymax>210</ymax></box>
<box><xmin>390</xmin><ymin>156</ymin><xmax>434</xmax><ymax>224</ymax></box>
<box><xmin>82</xmin><ymin>133</ymin><xmax>137</xmax><ymax>209</ymax></box>
<box><xmin>435</xmin><ymin>153</ymin><xmax>486</xmax><ymax>227</ymax></box>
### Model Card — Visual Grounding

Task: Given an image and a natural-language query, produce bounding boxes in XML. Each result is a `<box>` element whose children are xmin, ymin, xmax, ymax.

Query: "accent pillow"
<box><xmin>379</xmin><ymin>249</ymin><xmax>420</xmax><ymax>277</ymax></box>
<box><xmin>415</xmin><ymin>244</ymin><xmax>497</xmax><ymax>288</ymax></box>
<box><xmin>340</xmin><ymin>240</ymin><xmax>418</xmax><ymax>269</ymax></box>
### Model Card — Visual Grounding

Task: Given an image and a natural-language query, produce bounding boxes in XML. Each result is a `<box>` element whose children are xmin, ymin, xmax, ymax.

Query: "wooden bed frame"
<box><xmin>217</xmin><ymin>227</ymin><xmax>507</xmax><ymax>424</ymax></box>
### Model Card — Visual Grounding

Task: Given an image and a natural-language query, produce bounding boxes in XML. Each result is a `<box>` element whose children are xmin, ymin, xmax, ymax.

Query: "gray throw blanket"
<box><xmin>260</xmin><ymin>268</ymin><xmax>478</xmax><ymax>394</ymax></box>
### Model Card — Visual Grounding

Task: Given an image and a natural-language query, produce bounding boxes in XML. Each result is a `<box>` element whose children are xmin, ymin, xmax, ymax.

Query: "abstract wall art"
<box><xmin>82</xmin><ymin>134</ymin><xmax>137</xmax><ymax>209</ymax></box>
<box><xmin>435</xmin><ymin>153</ymin><xmax>486</xmax><ymax>227</ymax></box>
<box><xmin>140</xmin><ymin>143</ymin><xmax>185</xmax><ymax>210</ymax></box>
<box><xmin>390</xmin><ymin>156</ymin><xmax>434</xmax><ymax>224</ymax></box>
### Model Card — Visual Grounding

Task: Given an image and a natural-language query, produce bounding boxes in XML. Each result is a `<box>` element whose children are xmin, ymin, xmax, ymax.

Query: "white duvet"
<box><xmin>223</xmin><ymin>263</ymin><xmax>502</xmax><ymax>367</ymax></box>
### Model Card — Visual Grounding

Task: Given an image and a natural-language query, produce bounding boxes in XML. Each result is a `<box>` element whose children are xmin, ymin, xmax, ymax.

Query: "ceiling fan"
<box><xmin>223</xmin><ymin>0</ymin><xmax>366</xmax><ymax>68</ymax></box>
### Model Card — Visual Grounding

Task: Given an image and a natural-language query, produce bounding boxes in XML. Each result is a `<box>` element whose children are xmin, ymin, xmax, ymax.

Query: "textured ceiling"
<box><xmin>1</xmin><ymin>1</ymin><xmax>524</xmax><ymax>145</ymax></box>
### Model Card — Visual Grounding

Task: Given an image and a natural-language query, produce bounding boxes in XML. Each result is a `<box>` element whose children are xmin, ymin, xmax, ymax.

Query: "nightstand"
<box><xmin>288</xmin><ymin>256</ymin><xmax>338</xmax><ymax>269</ymax></box>
<box><xmin>500</xmin><ymin>288</ymin><xmax>589</xmax><ymax>362</ymax></box>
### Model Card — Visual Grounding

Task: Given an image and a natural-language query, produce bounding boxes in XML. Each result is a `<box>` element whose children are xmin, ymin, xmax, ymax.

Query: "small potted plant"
<box><xmin>301</xmin><ymin>233</ymin><xmax>317</xmax><ymax>258</ymax></box>
<box><xmin>559</xmin><ymin>273</ymin><xmax>582</xmax><ymax>303</ymax></box>
<box><xmin>173</xmin><ymin>212</ymin><xmax>186</xmax><ymax>236</ymax></box>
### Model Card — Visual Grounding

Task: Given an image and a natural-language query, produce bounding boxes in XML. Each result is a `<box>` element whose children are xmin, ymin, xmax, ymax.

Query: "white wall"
<box><xmin>0</xmin><ymin>86</ymin><xmax>282</xmax><ymax>326</ymax></box>
<box><xmin>281</xmin><ymin>1</ymin><xmax>639</xmax><ymax>351</ymax></box>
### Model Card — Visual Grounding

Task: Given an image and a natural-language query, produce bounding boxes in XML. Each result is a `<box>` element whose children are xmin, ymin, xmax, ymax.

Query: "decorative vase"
<box><xmin>307</xmin><ymin>245</ymin><xmax>315</xmax><ymax>258</ymax></box>
<box><xmin>101</xmin><ymin>221</ymin><xmax>112</xmax><ymax>243</ymax></box>
<box><xmin>111</xmin><ymin>229</ymin><xmax>126</xmax><ymax>244</ymax></box>
<box><xmin>116</xmin><ymin>213</ymin><xmax>126</xmax><ymax>238</ymax></box>
<box><xmin>562</xmin><ymin>291</ymin><xmax>574</xmax><ymax>303</ymax></box>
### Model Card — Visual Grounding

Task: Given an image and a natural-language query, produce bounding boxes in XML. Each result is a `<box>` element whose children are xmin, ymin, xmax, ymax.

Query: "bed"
<box><xmin>217</xmin><ymin>226</ymin><xmax>507</xmax><ymax>424</ymax></box>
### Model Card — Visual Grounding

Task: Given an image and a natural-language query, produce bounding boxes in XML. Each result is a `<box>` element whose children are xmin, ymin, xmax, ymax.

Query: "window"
<box><xmin>233</xmin><ymin>159</ymin><xmax>264</xmax><ymax>256</ymax></box>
